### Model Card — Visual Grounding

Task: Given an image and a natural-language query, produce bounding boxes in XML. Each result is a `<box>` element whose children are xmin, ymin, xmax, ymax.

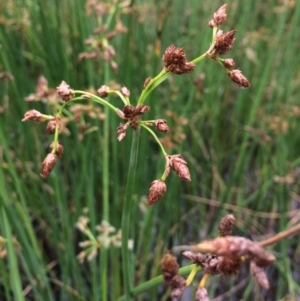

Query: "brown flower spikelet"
<box><xmin>147</xmin><ymin>179</ymin><xmax>167</xmax><ymax>205</ymax></box>
<box><xmin>155</xmin><ymin>119</ymin><xmax>169</xmax><ymax>133</ymax></box>
<box><xmin>218</xmin><ymin>214</ymin><xmax>236</xmax><ymax>236</ymax></box>
<box><xmin>117</xmin><ymin>123</ymin><xmax>128</xmax><ymax>141</ymax></box>
<box><xmin>97</xmin><ymin>85</ymin><xmax>110</xmax><ymax>98</ymax></box>
<box><xmin>196</xmin><ymin>287</ymin><xmax>210</xmax><ymax>301</ymax></box>
<box><xmin>169</xmin><ymin>155</ymin><xmax>191</xmax><ymax>181</ymax></box>
<box><xmin>160</xmin><ymin>253</ymin><xmax>179</xmax><ymax>281</ymax></box>
<box><xmin>22</xmin><ymin>109</ymin><xmax>47</xmax><ymax>123</ymax></box>
<box><xmin>41</xmin><ymin>153</ymin><xmax>57</xmax><ymax>178</ymax></box>
<box><xmin>57</xmin><ymin>81</ymin><xmax>74</xmax><ymax>101</ymax></box>
<box><xmin>213</xmin><ymin>4</ymin><xmax>227</xmax><ymax>25</ymax></box>
<box><xmin>121</xmin><ymin>86</ymin><xmax>130</xmax><ymax>98</ymax></box>
<box><xmin>213</xmin><ymin>30</ymin><xmax>236</xmax><ymax>56</ymax></box>
<box><xmin>228</xmin><ymin>69</ymin><xmax>251</xmax><ymax>88</ymax></box>
<box><xmin>222</xmin><ymin>58</ymin><xmax>235</xmax><ymax>69</ymax></box>
<box><xmin>163</xmin><ymin>45</ymin><xmax>196</xmax><ymax>74</ymax></box>
<box><xmin>250</xmin><ymin>260</ymin><xmax>270</xmax><ymax>289</ymax></box>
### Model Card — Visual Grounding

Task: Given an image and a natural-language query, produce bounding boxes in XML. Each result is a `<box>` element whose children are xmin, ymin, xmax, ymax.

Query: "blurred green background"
<box><xmin>1</xmin><ymin>0</ymin><xmax>300</xmax><ymax>300</ymax></box>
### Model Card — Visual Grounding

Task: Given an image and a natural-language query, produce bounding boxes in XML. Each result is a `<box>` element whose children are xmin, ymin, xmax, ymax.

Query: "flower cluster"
<box><xmin>206</xmin><ymin>4</ymin><xmax>250</xmax><ymax>88</ymax></box>
<box><xmin>162</xmin><ymin>214</ymin><xmax>275</xmax><ymax>300</ymax></box>
<box><xmin>22</xmin><ymin>3</ymin><xmax>250</xmax><ymax>207</ymax></box>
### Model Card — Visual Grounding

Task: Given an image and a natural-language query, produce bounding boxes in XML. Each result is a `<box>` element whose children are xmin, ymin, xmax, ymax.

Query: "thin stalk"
<box><xmin>140</xmin><ymin>123</ymin><xmax>167</xmax><ymax>156</ymax></box>
<box><xmin>100</xmin><ymin>61</ymin><xmax>110</xmax><ymax>301</ymax></box>
<box><xmin>121</xmin><ymin>127</ymin><xmax>140</xmax><ymax>301</ymax></box>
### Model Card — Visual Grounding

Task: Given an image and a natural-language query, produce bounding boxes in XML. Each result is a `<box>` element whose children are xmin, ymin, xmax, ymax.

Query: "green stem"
<box><xmin>140</xmin><ymin>123</ymin><xmax>167</xmax><ymax>156</ymax></box>
<box><xmin>137</xmin><ymin>51</ymin><xmax>208</xmax><ymax>105</ymax></box>
<box><xmin>101</xmin><ymin>61</ymin><xmax>110</xmax><ymax>301</ymax></box>
<box><xmin>137</xmin><ymin>69</ymin><xmax>169</xmax><ymax>105</ymax></box>
<box><xmin>73</xmin><ymin>90</ymin><xmax>119</xmax><ymax>113</ymax></box>
<box><xmin>121</xmin><ymin>127</ymin><xmax>140</xmax><ymax>300</ymax></box>
<box><xmin>116</xmin><ymin>264</ymin><xmax>199</xmax><ymax>301</ymax></box>
<box><xmin>191</xmin><ymin>52</ymin><xmax>208</xmax><ymax>65</ymax></box>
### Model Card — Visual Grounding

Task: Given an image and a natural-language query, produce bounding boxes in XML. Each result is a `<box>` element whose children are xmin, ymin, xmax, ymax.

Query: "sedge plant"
<box><xmin>21</xmin><ymin>3</ymin><xmax>300</xmax><ymax>300</ymax></box>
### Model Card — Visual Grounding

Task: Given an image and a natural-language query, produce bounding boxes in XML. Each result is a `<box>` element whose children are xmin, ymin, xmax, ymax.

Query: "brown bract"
<box><xmin>41</xmin><ymin>153</ymin><xmax>57</xmax><ymax>178</ymax></box>
<box><xmin>213</xmin><ymin>30</ymin><xmax>236</xmax><ymax>56</ymax></box>
<box><xmin>57</xmin><ymin>81</ymin><xmax>74</xmax><ymax>101</ymax></box>
<box><xmin>169</xmin><ymin>155</ymin><xmax>191</xmax><ymax>182</ymax></box>
<box><xmin>163</xmin><ymin>45</ymin><xmax>196</xmax><ymax>75</ymax></box>
<box><xmin>147</xmin><ymin>179</ymin><xmax>167</xmax><ymax>205</ymax></box>
<box><xmin>228</xmin><ymin>69</ymin><xmax>251</xmax><ymax>88</ymax></box>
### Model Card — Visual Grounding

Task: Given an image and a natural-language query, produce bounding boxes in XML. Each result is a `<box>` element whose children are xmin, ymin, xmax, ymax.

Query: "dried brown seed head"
<box><xmin>155</xmin><ymin>119</ymin><xmax>169</xmax><ymax>133</ymax></box>
<box><xmin>160</xmin><ymin>253</ymin><xmax>179</xmax><ymax>281</ymax></box>
<box><xmin>218</xmin><ymin>214</ymin><xmax>236</xmax><ymax>236</ymax></box>
<box><xmin>162</xmin><ymin>45</ymin><xmax>196</xmax><ymax>75</ymax></box>
<box><xmin>196</xmin><ymin>287</ymin><xmax>210</xmax><ymax>301</ymax></box>
<box><xmin>97</xmin><ymin>85</ymin><xmax>110</xmax><ymax>98</ymax></box>
<box><xmin>46</xmin><ymin>118</ymin><xmax>60</xmax><ymax>134</ymax></box>
<box><xmin>50</xmin><ymin>141</ymin><xmax>64</xmax><ymax>158</ymax></box>
<box><xmin>250</xmin><ymin>260</ymin><xmax>270</xmax><ymax>289</ymax></box>
<box><xmin>182</xmin><ymin>251</ymin><xmax>206</xmax><ymax>265</ymax></box>
<box><xmin>169</xmin><ymin>155</ymin><xmax>191</xmax><ymax>182</ymax></box>
<box><xmin>213</xmin><ymin>4</ymin><xmax>227</xmax><ymax>26</ymax></box>
<box><xmin>222</xmin><ymin>58</ymin><xmax>235</xmax><ymax>69</ymax></box>
<box><xmin>41</xmin><ymin>153</ymin><xmax>57</xmax><ymax>178</ymax></box>
<box><xmin>121</xmin><ymin>86</ymin><xmax>130</xmax><ymax>98</ymax></box>
<box><xmin>117</xmin><ymin>123</ymin><xmax>128</xmax><ymax>141</ymax></box>
<box><xmin>57</xmin><ymin>81</ymin><xmax>74</xmax><ymax>101</ymax></box>
<box><xmin>228</xmin><ymin>69</ymin><xmax>251</xmax><ymax>88</ymax></box>
<box><xmin>22</xmin><ymin>109</ymin><xmax>47</xmax><ymax>123</ymax></box>
<box><xmin>147</xmin><ymin>179</ymin><xmax>167</xmax><ymax>205</ymax></box>
<box><xmin>213</xmin><ymin>30</ymin><xmax>236</xmax><ymax>56</ymax></box>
